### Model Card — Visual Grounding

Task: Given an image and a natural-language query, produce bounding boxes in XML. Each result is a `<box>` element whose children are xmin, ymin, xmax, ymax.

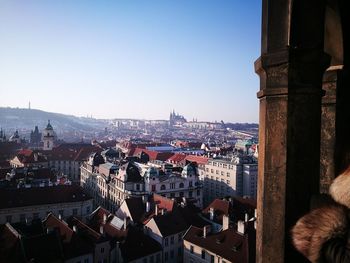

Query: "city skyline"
<box><xmin>0</xmin><ymin>0</ymin><xmax>261</xmax><ymax>123</ymax></box>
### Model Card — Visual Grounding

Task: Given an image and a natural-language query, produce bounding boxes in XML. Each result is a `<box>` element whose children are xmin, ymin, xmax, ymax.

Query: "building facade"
<box><xmin>202</xmin><ymin>155</ymin><xmax>257</xmax><ymax>206</ymax></box>
<box><xmin>0</xmin><ymin>185</ymin><xmax>93</xmax><ymax>224</ymax></box>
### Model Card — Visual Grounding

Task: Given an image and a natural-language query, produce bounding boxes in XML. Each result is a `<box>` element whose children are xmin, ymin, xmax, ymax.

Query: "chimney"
<box><xmin>203</xmin><ymin>226</ymin><xmax>207</xmax><ymax>238</ymax></box>
<box><xmin>103</xmin><ymin>214</ymin><xmax>107</xmax><ymax>224</ymax></box>
<box><xmin>155</xmin><ymin>205</ymin><xmax>158</xmax><ymax>216</ymax></box>
<box><xmin>245</xmin><ymin>213</ymin><xmax>249</xmax><ymax>222</ymax></box>
<box><xmin>123</xmin><ymin>217</ymin><xmax>128</xmax><ymax>230</ymax></box>
<box><xmin>222</xmin><ymin>214</ymin><xmax>229</xmax><ymax>231</ymax></box>
<box><xmin>146</xmin><ymin>201</ymin><xmax>150</xmax><ymax>213</ymax></box>
<box><xmin>237</xmin><ymin>220</ymin><xmax>245</xmax><ymax>234</ymax></box>
<box><xmin>100</xmin><ymin>225</ymin><xmax>104</xmax><ymax>235</ymax></box>
<box><xmin>142</xmin><ymin>195</ymin><xmax>147</xmax><ymax>203</ymax></box>
<box><xmin>58</xmin><ymin>214</ymin><xmax>62</xmax><ymax>220</ymax></box>
<box><xmin>73</xmin><ymin>225</ymin><xmax>78</xmax><ymax>232</ymax></box>
<box><xmin>209</xmin><ymin>207</ymin><xmax>214</xmax><ymax>220</ymax></box>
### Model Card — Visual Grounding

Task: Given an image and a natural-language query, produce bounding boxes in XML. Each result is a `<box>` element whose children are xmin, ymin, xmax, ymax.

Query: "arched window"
<box><xmin>179</xmin><ymin>183</ymin><xmax>184</xmax><ymax>188</ymax></box>
<box><xmin>160</xmin><ymin>184</ymin><xmax>166</xmax><ymax>190</ymax></box>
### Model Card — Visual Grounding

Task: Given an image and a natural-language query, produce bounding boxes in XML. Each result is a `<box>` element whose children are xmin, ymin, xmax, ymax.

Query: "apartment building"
<box><xmin>202</xmin><ymin>155</ymin><xmax>257</xmax><ymax>206</ymax></box>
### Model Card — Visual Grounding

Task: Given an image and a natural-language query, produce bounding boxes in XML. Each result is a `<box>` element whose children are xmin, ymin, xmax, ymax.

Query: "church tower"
<box><xmin>42</xmin><ymin>120</ymin><xmax>55</xmax><ymax>151</ymax></box>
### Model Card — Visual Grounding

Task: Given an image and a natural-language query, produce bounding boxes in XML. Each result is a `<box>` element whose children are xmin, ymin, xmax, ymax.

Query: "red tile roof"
<box><xmin>47</xmin><ymin>143</ymin><xmax>102</xmax><ymax>162</ymax></box>
<box><xmin>185</xmin><ymin>155</ymin><xmax>209</xmax><ymax>165</ymax></box>
<box><xmin>14</xmin><ymin>149</ymin><xmax>47</xmax><ymax>164</ymax></box>
<box><xmin>183</xmin><ymin>225</ymin><xmax>256</xmax><ymax>263</ymax></box>
<box><xmin>0</xmin><ymin>185</ymin><xmax>92</xmax><ymax>209</ymax></box>
<box><xmin>203</xmin><ymin>199</ymin><xmax>231</xmax><ymax>216</ymax></box>
<box><xmin>132</xmin><ymin>148</ymin><xmax>174</xmax><ymax>162</ymax></box>
<box><xmin>153</xmin><ymin>194</ymin><xmax>175</xmax><ymax>212</ymax></box>
<box><xmin>43</xmin><ymin>213</ymin><xmax>74</xmax><ymax>243</ymax></box>
<box><xmin>167</xmin><ymin>153</ymin><xmax>187</xmax><ymax>163</ymax></box>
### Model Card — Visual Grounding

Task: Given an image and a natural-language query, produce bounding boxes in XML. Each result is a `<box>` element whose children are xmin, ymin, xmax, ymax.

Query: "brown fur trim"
<box><xmin>291</xmin><ymin>205</ymin><xmax>348</xmax><ymax>262</ymax></box>
<box><xmin>330</xmin><ymin>167</ymin><xmax>350</xmax><ymax>208</ymax></box>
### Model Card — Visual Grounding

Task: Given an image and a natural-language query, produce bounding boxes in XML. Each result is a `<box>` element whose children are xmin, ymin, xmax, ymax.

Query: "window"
<box><xmin>190</xmin><ymin>245</ymin><xmax>194</xmax><ymax>254</ymax></box>
<box><xmin>227</xmin><ymin>172</ymin><xmax>230</xmax><ymax>177</ymax></box>
<box><xmin>179</xmin><ymin>182</ymin><xmax>184</xmax><ymax>188</ymax></box>
<box><xmin>211</xmin><ymin>255</ymin><xmax>214</xmax><ymax>263</ymax></box>
<box><xmin>150</xmin><ymin>255</ymin><xmax>154</xmax><ymax>263</ymax></box>
<box><xmin>164</xmin><ymin>252</ymin><xmax>168</xmax><ymax>261</ymax></box>
<box><xmin>165</xmin><ymin>237</ymin><xmax>169</xmax><ymax>246</ymax></box>
<box><xmin>151</xmin><ymin>185</ymin><xmax>156</xmax><ymax>192</ymax></box>
<box><xmin>136</xmin><ymin>184</ymin><xmax>140</xmax><ymax>191</ymax></box>
<box><xmin>86</xmin><ymin>206</ymin><xmax>91</xmax><ymax>214</ymax></box>
<box><xmin>170</xmin><ymin>250</ymin><xmax>174</xmax><ymax>259</ymax></box>
<box><xmin>178</xmin><ymin>233</ymin><xmax>182</xmax><ymax>242</ymax></box>
<box><xmin>160</xmin><ymin>184</ymin><xmax>166</xmax><ymax>190</ymax></box>
<box><xmin>156</xmin><ymin>254</ymin><xmax>161</xmax><ymax>263</ymax></box>
<box><xmin>189</xmin><ymin>191</ymin><xmax>193</xmax><ymax>198</ymax></box>
<box><xmin>73</xmin><ymin>208</ymin><xmax>78</xmax><ymax>216</ymax></box>
<box><xmin>216</xmin><ymin>170</ymin><xmax>219</xmax><ymax>174</ymax></box>
<box><xmin>189</xmin><ymin>181</ymin><xmax>192</xmax><ymax>187</ymax></box>
<box><xmin>170</xmin><ymin>183</ymin><xmax>175</xmax><ymax>189</ymax></box>
<box><xmin>179</xmin><ymin>192</ymin><xmax>184</xmax><ymax>197</ymax></box>
<box><xmin>101</xmin><ymin>247</ymin><xmax>104</xmax><ymax>253</ymax></box>
<box><xmin>170</xmin><ymin>193</ymin><xmax>175</xmax><ymax>198</ymax></box>
<box><xmin>170</xmin><ymin>236</ymin><xmax>174</xmax><ymax>245</ymax></box>
<box><xmin>221</xmin><ymin>171</ymin><xmax>224</xmax><ymax>175</ymax></box>
<box><xmin>197</xmin><ymin>189</ymin><xmax>200</xmax><ymax>196</ymax></box>
<box><xmin>201</xmin><ymin>250</ymin><xmax>206</xmax><ymax>259</ymax></box>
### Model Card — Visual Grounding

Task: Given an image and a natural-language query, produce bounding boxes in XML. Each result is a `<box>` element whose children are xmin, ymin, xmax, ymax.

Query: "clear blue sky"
<box><xmin>0</xmin><ymin>0</ymin><xmax>261</xmax><ymax>123</ymax></box>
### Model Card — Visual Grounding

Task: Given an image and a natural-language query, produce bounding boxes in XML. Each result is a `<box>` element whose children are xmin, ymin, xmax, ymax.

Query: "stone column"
<box><xmin>255</xmin><ymin>48</ymin><xmax>330</xmax><ymax>263</ymax></box>
<box><xmin>256</xmin><ymin>0</ymin><xmax>330</xmax><ymax>261</ymax></box>
<box><xmin>320</xmin><ymin>66</ymin><xmax>341</xmax><ymax>193</ymax></box>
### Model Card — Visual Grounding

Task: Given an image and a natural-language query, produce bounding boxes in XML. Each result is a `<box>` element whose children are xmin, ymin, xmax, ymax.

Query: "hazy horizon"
<box><xmin>0</xmin><ymin>106</ymin><xmax>259</xmax><ymax>124</ymax></box>
<box><xmin>0</xmin><ymin>1</ymin><xmax>261</xmax><ymax>123</ymax></box>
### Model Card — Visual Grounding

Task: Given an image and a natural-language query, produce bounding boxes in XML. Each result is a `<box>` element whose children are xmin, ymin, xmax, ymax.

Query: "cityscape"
<box><xmin>0</xmin><ymin>108</ymin><xmax>258</xmax><ymax>263</ymax></box>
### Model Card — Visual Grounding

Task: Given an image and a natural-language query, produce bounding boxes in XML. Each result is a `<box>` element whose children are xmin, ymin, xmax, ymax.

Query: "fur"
<box><xmin>291</xmin><ymin>205</ymin><xmax>348</xmax><ymax>262</ymax></box>
<box><xmin>329</xmin><ymin>167</ymin><xmax>350</xmax><ymax>209</ymax></box>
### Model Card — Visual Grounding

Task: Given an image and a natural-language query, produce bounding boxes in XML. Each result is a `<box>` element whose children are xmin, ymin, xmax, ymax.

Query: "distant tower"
<box><xmin>42</xmin><ymin>120</ymin><xmax>55</xmax><ymax>151</ymax></box>
<box><xmin>28</xmin><ymin>101</ymin><xmax>31</xmax><ymax>110</ymax></box>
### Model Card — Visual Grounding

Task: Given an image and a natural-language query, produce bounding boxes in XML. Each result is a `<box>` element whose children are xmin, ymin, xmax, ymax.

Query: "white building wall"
<box><xmin>0</xmin><ymin>199</ymin><xmax>93</xmax><ymax>224</ymax></box>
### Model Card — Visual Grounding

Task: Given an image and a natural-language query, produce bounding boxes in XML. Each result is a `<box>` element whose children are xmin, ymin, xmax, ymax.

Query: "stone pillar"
<box><xmin>255</xmin><ymin>48</ymin><xmax>330</xmax><ymax>263</ymax></box>
<box><xmin>320</xmin><ymin>66</ymin><xmax>341</xmax><ymax>193</ymax></box>
<box><xmin>256</xmin><ymin>0</ymin><xmax>330</xmax><ymax>261</ymax></box>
